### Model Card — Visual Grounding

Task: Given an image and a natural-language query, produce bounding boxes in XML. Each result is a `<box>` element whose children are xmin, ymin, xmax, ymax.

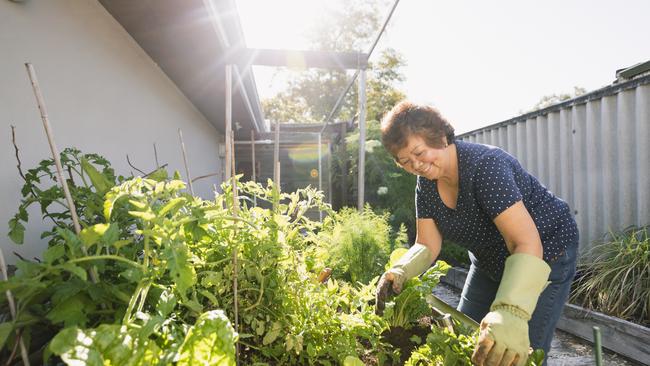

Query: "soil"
<box><xmin>379</xmin><ymin>317</ymin><xmax>434</xmax><ymax>365</ymax></box>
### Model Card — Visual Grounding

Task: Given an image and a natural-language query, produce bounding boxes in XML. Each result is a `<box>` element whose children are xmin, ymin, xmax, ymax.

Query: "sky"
<box><xmin>237</xmin><ymin>0</ymin><xmax>649</xmax><ymax>134</ymax></box>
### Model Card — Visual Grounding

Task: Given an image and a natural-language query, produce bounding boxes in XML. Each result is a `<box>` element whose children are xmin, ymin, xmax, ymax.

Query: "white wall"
<box><xmin>1</xmin><ymin>0</ymin><xmax>225</xmax><ymax>263</ymax></box>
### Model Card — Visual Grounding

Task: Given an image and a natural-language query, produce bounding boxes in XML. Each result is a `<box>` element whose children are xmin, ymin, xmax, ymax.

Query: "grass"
<box><xmin>570</xmin><ymin>226</ymin><xmax>650</xmax><ymax>326</ymax></box>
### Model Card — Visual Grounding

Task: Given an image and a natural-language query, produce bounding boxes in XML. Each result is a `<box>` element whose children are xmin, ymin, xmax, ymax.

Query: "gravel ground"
<box><xmin>431</xmin><ymin>283</ymin><xmax>643</xmax><ymax>366</ymax></box>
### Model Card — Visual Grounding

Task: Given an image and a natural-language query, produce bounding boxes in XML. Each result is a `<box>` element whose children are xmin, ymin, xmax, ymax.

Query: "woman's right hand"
<box><xmin>375</xmin><ymin>270</ymin><xmax>405</xmax><ymax>315</ymax></box>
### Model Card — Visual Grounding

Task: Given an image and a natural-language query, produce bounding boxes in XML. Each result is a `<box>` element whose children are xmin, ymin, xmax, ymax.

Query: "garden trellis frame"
<box><xmin>221</xmin><ymin>0</ymin><xmax>401</xmax><ymax>213</ymax></box>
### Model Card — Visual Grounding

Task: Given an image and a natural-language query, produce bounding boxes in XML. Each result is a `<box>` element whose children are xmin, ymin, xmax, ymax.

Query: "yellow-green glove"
<box><xmin>472</xmin><ymin>253</ymin><xmax>551</xmax><ymax>366</ymax></box>
<box><xmin>375</xmin><ymin>243</ymin><xmax>432</xmax><ymax>315</ymax></box>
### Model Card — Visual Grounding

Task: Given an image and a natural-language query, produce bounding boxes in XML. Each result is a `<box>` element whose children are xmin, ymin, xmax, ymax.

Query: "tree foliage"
<box><xmin>523</xmin><ymin>86</ymin><xmax>587</xmax><ymax>113</ymax></box>
<box><xmin>261</xmin><ymin>0</ymin><xmax>406</xmax><ymax>123</ymax></box>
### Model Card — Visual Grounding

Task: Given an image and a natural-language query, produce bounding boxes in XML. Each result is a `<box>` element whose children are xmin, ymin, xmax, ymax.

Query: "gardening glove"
<box><xmin>472</xmin><ymin>253</ymin><xmax>551</xmax><ymax>366</ymax></box>
<box><xmin>375</xmin><ymin>243</ymin><xmax>432</xmax><ymax>315</ymax></box>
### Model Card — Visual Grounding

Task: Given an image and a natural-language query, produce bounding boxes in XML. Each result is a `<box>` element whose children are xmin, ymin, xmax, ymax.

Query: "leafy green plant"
<box><xmin>570</xmin><ymin>226</ymin><xmax>650</xmax><ymax>326</ymax></box>
<box><xmin>333</xmin><ymin>120</ymin><xmax>417</xmax><ymax>241</ymax></box>
<box><xmin>311</xmin><ymin>206</ymin><xmax>402</xmax><ymax>284</ymax></box>
<box><xmin>383</xmin><ymin>261</ymin><xmax>451</xmax><ymax>328</ymax></box>
<box><xmin>405</xmin><ymin>325</ymin><xmax>545</xmax><ymax>366</ymax></box>
<box><xmin>439</xmin><ymin>240</ymin><xmax>470</xmax><ymax>268</ymax></box>
<box><xmin>2</xmin><ymin>150</ymin><xmax>396</xmax><ymax>365</ymax></box>
<box><xmin>8</xmin><ymin>147</ymin><xmax>131</xmax><ymax>246</ymax></box>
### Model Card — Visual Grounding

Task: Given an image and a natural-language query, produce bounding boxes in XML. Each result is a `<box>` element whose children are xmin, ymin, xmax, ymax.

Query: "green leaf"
<box><xmin>128</xmin><ymin>199</ymin><xmax>147</xmax><ymax>210</ymax></box>
<box><xmin>147</xmin><ymin>168</ymin><xmax>168</xmax><ymax>182</ymax></box>
<box><xmin>50</xmin><ymin>324</ymin><xmax>160</xmax><ymax>366</ymax></box>
<box><xmin>43</xmin><ymin>244</ymin><xmax>66</xmax><ymax>263</ymax></box>
<box><xmin>176</xmin><ymin>310</ymin><xmax>237</xmax><ymax>366</ymax></box>
<box><xmin>128</xmin><ymin>210</ymin><xmax>156</xmax><ymax>221</ymax></box>
<box><xmin>102</xmin><ymin>224</ymin><xmax>120</xmax><ymax>246</ymax></box>
<box><xmin>79</xmin><ymin>223</ymin><xmax>109</xmax><ymax>247</ymax></box>
<box><xmin>159</xmin><ymin>197</ymin><xmax>186</xmax><ymax>217</ymax></box>
<box><xmin>49</xmin><ymin>327</ymin><xmax>104</xmax><ymax>366</ymax></box>
<box><xmin>0</xmin><ymin>322</ymin><xmax>13</xmax><ymax>350</ymax></box>
<box><xmin>262</xmin><ymin>322</ymin><xmax>281</xmax><ymax>345</ymax></box>
<box><xmin>119</xmin><ymin>267</ymin><xmax>143</xmax><ymax>283</ymax></box>
<box><xmin>164</xmin><ymin>242</ymin><xmax>196</xmax><ymax>298</ymax></box>
<box><xmin>46</xmin><ymin>293</ymin><xmax>89</xmax><ymax>327</ymax></box>
<box><xmin>103</xmin><ymin>190</ymin><xmax>126</xmax><ymax>220</ymax></box>
<box><xmin>343</xmin><ymin>356</ymin><xmax>365</xmax><ymax>366</ymax></box>
<box><xmin>199</xmin><ymin>290</ymin><xmax>219</xmax><ymax>307</ymax></box>
<box><xmin>81</xmin><ymin>157</ymin><xmax>113</xmax><ymax>195</ymax></box>
<box><xmin>57</xmin><ymin>227</ymin><xmax>82</xmax><ymax>253</ymax></box>
<box><xmin>8</xmin><ymin>217</ymin><xmax>25</xmax><ymax>244</ymax></box>
<box><xmin>61</xmin><ymin>263</ymin><xmax>88</xmax><ymax>281</ymax></box>
<box><xmin>156</xmin><ymin>289</ymin><xmax>177</xmax><ymax>318</ymax></box>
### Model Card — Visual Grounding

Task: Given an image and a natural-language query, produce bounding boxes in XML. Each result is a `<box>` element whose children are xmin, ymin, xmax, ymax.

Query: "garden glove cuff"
<box><xmin>375</xmin><ymin>244</ymin><xmax>432</xmax><ymax>315</ymax></box>
<box><xmin>472</xmin><ymin>253</ymin><xmax>551</xmax><ymax>366</ymax></box>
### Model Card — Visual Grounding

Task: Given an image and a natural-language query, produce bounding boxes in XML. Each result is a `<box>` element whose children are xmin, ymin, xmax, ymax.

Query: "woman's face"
<box><xmin>394</xmin><ymin>134</ymin><xmax>448</xmax><ymax>180</ymax></box>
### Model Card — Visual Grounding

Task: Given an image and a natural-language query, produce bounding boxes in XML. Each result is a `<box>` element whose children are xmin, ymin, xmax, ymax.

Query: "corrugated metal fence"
<box><xmin>458</xmin><ymin>76</ymin><xmax>650</xmax><ymax>255</ymax></box>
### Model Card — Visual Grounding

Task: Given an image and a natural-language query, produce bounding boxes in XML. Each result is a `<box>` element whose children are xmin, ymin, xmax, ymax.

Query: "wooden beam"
<box><xmin>229</xmin><ymin>48</ymin><xmax>368</xmax><ymax>70</ymax></box>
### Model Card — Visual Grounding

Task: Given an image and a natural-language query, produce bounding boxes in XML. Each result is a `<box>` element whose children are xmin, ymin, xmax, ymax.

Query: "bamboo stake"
<box><xmin>0</xmin><ymin>248</ymin><xmax>30</xmax><ymax>366</ymax></box>
<box><xmin>225</xmin><ymin>64</ymin><xmax>233</xmax><ymax>182</ymax></box>
<box><xmin>224</xmin><ymin>64</ymin><xmax>238</xmax><ymax>364</ymax></box>
<box><xmin>250</xmin><ymin>130</ymin><xmax>256</xmax><ymax>207</ymax></box>
<box><xmin>24</xmin><ymin>63</ymin><xmax>99</xmax><ymax>284</ymax></box>
<box><xmin>153</xmin><ymin>142</ymin><xmax>160</xmax><ymax>168</ymax></box>
<box><xmin>178</xmin><ymin>129</ymin><xmax>195</xmax><ymax>196</ymax></box>
<box><xmin>230</xmin><ymin>131</ymin><xmax>240</xmax><ymax>364</ymax></box>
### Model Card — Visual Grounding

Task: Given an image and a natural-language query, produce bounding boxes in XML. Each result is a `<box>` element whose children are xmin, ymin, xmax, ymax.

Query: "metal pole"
<box><xmin>273</xmin><ymin>121</ymin><xmax>280</xmax><ymax>185</ymax></box>
<box><xmin>357</xmin><ymin>69</ymin><xmax>367</xmax><ymax>211</ymax></box>
<box><xmin>225</xmin><ymin>64</ymin><xmax>233</xmax><ymax>181</ymax></box>
<box><xmin>324</xmin><ymin>0</ymin><xmax>401</xmax><ymax>124</ymax></box>
<box><xmin>318</xmin><ymin>133</ymin><xmax>323</xmax><ymax>221</ymax></box>
<box><xmin>593</xmin><ymin>326</ymin><xmax>603</xmax><ymax>366</ymax></box>
<box><xmin>327</xmin><ymin>141</ymin><xmax>333</xmax><ymax>206</ymax></box>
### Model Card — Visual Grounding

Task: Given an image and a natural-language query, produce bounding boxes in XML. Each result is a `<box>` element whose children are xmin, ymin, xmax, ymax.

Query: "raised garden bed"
<box><xmin>441</xmin><ymin>266</ymin><xmax>650</xmax><ymax>365</ymax></box>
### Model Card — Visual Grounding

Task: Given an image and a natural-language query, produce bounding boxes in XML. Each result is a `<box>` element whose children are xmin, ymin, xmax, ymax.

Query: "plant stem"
<box><xmin>67</xmin><ymin>255</ymin><xmax>145</xmax><ymax>270</ymax></box>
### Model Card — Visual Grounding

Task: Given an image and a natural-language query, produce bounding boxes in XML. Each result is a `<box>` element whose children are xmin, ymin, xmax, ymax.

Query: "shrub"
<box><xmin>313</xmin><ymin>206</ymin><xmax>406</xmax><ymax>284</ymax></box>
<box><xmin>570</xmin><ymin>226</ymin><xmax>650</xmax><ymax>326</ymax></box>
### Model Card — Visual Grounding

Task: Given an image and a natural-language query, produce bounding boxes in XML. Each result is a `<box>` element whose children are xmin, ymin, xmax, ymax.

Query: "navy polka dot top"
<box><xmin>416</xmin><ymin>140</ymin><xmax>578</xmax><ymax>280</ymax></box>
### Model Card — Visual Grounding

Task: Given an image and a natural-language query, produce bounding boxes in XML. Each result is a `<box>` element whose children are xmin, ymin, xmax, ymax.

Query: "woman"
<box><xmin>375</xmin><ymin>101</ymin><xmax>578</xmax><ymax>366</ymax></box>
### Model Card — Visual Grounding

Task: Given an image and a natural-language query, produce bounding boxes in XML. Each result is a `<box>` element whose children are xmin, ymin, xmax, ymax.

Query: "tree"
<box><xmin>523</xmin><ymin>86</ymin><xmax>587</xmax><ymax>113</ymax></box>
<box><xmin>261</xmin><ymin>0</ymin><xmax>406</xmax><ymax>123</ymax></box>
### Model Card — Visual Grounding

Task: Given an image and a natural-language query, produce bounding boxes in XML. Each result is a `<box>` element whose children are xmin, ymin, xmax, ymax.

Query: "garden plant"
<box><xmin>1</xmin><ymin>149</ymin><xmax>544</xmax><ymax>365</ymax></box>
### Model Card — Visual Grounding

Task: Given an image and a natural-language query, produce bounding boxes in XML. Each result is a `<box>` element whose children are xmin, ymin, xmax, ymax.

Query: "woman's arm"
<box><xmin>375</xmin><ymin>218</ymin><xmax>443</xmax><ymax>314</ymax></box>
<box><xmin>493</xmin><ymin>200</ymin><xmax>543</xmax><ymax>258</ymax></box>
<box><xmin>414</xmin><ymin>217</ymin><xmax>443</xmax><ymax>262</ymax></box>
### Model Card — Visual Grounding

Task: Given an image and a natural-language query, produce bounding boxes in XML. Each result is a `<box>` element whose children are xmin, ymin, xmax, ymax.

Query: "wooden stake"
<box><xmin>250</xmin><ymin>130</ymin><xmax>257</xmax><ymax>207</ymax></box>
<box><xmin>24</xmin><ymin>63</ymin><xmax>99</xmax><ymax>284</ymax></box>
<box><xmin>178</xmin><ymin>129</ymin><xmax>195</xmax><ymax>196</ymax></box>
<box><xmin>153</xmin><ymin>142</ymin><xmax>160</xmax><ymax>168</ymax></box>
<box><xmin>0</xmin><ymin>248</ymin><xmax>30</xmax><ymax>366</ymax></box>
<box><xmin>230</xmin><ymin>130</ymin><xmax>239</xmax><ymax>364</ymax></box>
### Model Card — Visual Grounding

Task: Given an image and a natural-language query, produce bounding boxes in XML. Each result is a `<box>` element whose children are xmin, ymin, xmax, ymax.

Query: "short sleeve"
<box><xmin>473</xmin><ymin>154</ymin><xmax>523</xmax><ymax>219</ymax></box>
<box><xmin>415</xmin><ymin>177</ymin><xmax>434</xmax><ymax>219</ymax></box>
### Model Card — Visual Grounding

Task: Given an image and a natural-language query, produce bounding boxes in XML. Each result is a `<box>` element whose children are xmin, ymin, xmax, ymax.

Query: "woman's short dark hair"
<box><xmin>380</xmin><ymin>101</ymin><xmax>456</xmax><ymax>158</ymax></box>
